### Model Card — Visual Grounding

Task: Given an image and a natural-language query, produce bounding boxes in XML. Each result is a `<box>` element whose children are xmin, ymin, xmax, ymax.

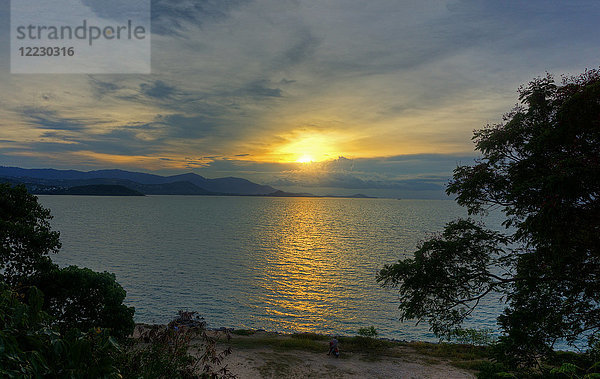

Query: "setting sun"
<box><xmin>272</xmin><ymin>132</ymin><xmax>347</xmax><ymax>163</ymax></box>
<box><xmin>296</xmin><ymin>155</ymin><xmax>313</xmax><ymax>163</ymax></box>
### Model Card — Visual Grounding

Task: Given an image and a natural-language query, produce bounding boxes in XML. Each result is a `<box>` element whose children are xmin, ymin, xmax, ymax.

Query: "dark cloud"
<box><xmin>40</xmin><ymin>131</ymin><xmax>79</xmax><ymax>142</ymax></box>
<box><xmin>157</xmin><ymin>113</ymin><xmax>219</xmax><ymax>138</ymax></box>
<box><xmin>88</xmin><ymin>77</ymin><xmax>122</xmax><ymax>99</ymax></box>
<box><xmin>88</xmin><ymin>75</ymin><xmax>283</xmax><ymax>117</ymax></box>
<box><xmin>80</xmin><ymin>0</ymin><xmax>149</xmax><ymax>23</ymax></box>
<box><xmin>205</xmin><ymin>80</ymin><xmax>284</xmax><ymax>101</ymax></box>
<box><xmin>272</xmin><ymin>27</ymin><xmax>320</xmax><ymax>70</ymax></box>
<box><xmin>140</xmin><ymin>80</ymin><xmax>177</xmax><ymax>99</ymax></box>
<box><xmin>150</xmin><ymin>0</ymin><xmax>249</xmax><ymax>36</ymax></box>
<box><xmin>36</xmin><ymin>127</ymin><xmax>157</xmax><ymax>156</ymax></box>
<box><xmin>233</xmin><ymin>80</ymin><xmax>283</xmax><ymax>98</ymax></box>
<box><xmin>28</xmin><ymin>142</ymin><xmax>83</xmax><ymax>153</ymax></box>
<box><xmin>21</xmin><ymin>107</ymin><xmax>86</xmax><ymax>131</ymax></box>
<box><xmin>87</xmin><ymin>77</ymin><xmax>195</xmax><ymax>107</ymax></box>
<box><xmin>81</xmin><ymin>0</ymin><xmax>248</xmax><ymax>35</ymax></box>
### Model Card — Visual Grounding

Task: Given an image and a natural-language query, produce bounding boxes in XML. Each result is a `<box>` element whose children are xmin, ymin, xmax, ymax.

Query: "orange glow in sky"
<box><xmin>296</xmin><ymin>155</ymin><xmax>313</xmax><ymax>163</ymax></box>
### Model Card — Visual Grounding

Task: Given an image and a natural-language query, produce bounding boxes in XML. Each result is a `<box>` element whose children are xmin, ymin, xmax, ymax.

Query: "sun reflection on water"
<box><xmin>42</xmin><ymin>195</ymin><xmax>502</xmax><ymax>340</ymax></box>
<box><xmin>248</xmin><ymin>198</ymin><xmax>388</xmax><ymax>333</ymax></box>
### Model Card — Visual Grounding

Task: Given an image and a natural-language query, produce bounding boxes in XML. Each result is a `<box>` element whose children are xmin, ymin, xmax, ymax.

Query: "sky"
<box><xmin>0</xmin><ymin>0</ymin><xmax>599</xmax><ymax>198</ymax></box>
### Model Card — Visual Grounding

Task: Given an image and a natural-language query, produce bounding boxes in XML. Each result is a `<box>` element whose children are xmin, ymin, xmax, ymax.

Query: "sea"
<box><xmin>38</xmin><ymin>195</ymin><xmax>505</xmax><ymax>342</ymax></box>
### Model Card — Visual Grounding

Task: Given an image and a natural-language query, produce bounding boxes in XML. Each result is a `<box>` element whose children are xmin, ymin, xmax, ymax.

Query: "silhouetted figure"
<box><xmin>328</xmin><ymin>336</ymin><xmax>339</xmax><ymax>357</ymax></box>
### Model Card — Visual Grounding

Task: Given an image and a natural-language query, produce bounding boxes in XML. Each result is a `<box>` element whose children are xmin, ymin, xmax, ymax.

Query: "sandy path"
<box><xmin>222</xmin><ymin>346</ymin><xmax>475</xmax><ymax>378</ymax></box>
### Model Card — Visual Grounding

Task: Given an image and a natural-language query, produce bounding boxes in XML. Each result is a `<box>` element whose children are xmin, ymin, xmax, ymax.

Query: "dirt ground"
<box><xmin>223</xmin><ymin>348</ymin><xmax>475</xmax><ymax>378</ymax></box>
<box><xmin>217</xmin><ymin>332</ymin><xmax>477</xmax><ymax>379</ymax></box>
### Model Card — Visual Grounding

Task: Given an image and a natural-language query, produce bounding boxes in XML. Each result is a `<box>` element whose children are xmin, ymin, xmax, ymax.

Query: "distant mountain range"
<box><xmin>0</xmin><ymin>166</ymin><xmax>276</xmax><ymax>196</ymax></box>
<box><xmin>0</xmin><ymin>166</ymin><xmax>376</xmax><ymax>198</ymax></box>
<box><xmin>47</xmin><ymin>185</ymin><xmax>145</xmax><ymax>196</ymax></box>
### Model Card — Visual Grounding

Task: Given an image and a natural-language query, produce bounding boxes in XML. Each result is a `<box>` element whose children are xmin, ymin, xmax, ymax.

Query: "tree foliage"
<box><xmin>378</xmin><ymin>69</ymin><xmax>600</xmax><ymax>365</ymax></box>
<box><xmin>378</xmin><ymin>219</ymin><xmax>510</xmax><ymax>337</ymax></box>
<box><xmin>0</xmin><ymin>182</ymin><xmax>135</xmax><ymax>341</ymax></box>
<box><xmin>0</xmin><ymin>284</ymin><xmax>121</xmax><ymax>378</ymax></box>
<box><xmin>37</xmin><ymin>266</ymin><xmax>135</xmax><ymax>340</ymax></box>
<box><xmin>0</xmin><ymin>184</ymin><xmax>60</xmax><ymax>287</ymax></box>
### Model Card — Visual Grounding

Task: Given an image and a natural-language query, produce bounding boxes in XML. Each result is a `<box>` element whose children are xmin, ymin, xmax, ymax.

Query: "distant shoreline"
<box><xmin>31</xmin><ymin>185</ymin><xmax>379</xmax><ymax>199</ymax></box>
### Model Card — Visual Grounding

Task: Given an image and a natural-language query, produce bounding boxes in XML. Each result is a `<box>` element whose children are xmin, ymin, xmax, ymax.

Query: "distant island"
<box><xmin>264</xmin><ymin>190</ymin><xmax>376</xmax><ymax>199</ymax></box>
<box><xmin>52</xmin><ymin>185</ymin><xmax>145</xmax><ymax>196</ymax></box>
<box><xmin>0</xmin><ymin>166</ymin><xmax>376</xmax><ymax>198</ymax></box>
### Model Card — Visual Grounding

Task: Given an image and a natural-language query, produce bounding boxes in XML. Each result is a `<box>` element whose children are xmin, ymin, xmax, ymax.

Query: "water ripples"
<box><xmin>40</xmin><ymin>195</ymin><xmax>504</xmax><ymax>341</ymax></box>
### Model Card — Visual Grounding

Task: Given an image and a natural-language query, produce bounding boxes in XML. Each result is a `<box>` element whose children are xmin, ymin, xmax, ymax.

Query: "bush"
<box><xmin>36</xmin><ymin>265</ymin><xmax>135</xmax><ymax>340</ymax></box>
<box><xmin>118</xmin><ymin>315</ymin><xmax>235</xmax><ymax>378</ymax></box>
<box><xmin>0</xmin><ymin>284</ymin><xmax>121</xmax><ymax>377</ymax></box>
<box><xmin>474</xmin><ymin>361</ymin><xmax>515</xmax><ymax>379</ymax></box>
<box><xmin>449</xmin><ymin>328</ymin><xmax>497</xmax><ymax>347</ymax></box>
<box><xmin>358</xmin><ymin>326</ymin><xmax>379</xmax><ymax>338</ymax></box>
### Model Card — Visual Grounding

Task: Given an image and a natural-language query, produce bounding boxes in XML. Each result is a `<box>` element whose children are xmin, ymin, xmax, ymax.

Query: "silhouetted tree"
<box><xmin>378</xmin><ymin>69</ymin><xmax>600</xmax><ymax>366</ymax></box>
<box><xmin>0</xmin><ymin>182</ymin><xmax>134</xmax><ymax>340</ymax></box>
<box><xmin>0</xmin><ymin>183</ymin><xmax>60</xmax><ymax>287</ymax></box>
<box><xmin>38</xmin><ymin>266</ymin><xmax>135</xmax><ymax>340</ymax></box>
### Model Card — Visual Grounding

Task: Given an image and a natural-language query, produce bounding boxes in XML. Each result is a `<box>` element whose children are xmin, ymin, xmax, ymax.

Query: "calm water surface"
<box><xmin>39</xmin><ymin>196</ymin><xmax>504</xmax><ymax>341</ymax></box>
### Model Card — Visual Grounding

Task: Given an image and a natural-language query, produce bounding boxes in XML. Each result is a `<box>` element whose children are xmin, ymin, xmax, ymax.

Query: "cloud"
<box><xmin>1</xmin><ymin>0</ymin><xmax>599</xmax><ymax>197</ymax></box>
<box><xmin>88</xmin><ymin>77</ymin><xmax>122</xmax><ymax>99</ymax></box>
<box><xmin>80</xmin><ymin>0</ymin><xmax>148</xmax><ymax>23</ymax></box>
<box><xmin>20</xmin><ymin>107</ymin><xmax>87</xmax><ymax>131</ymax></box>
<box><xmin>230</xmin><ymin>80</ymin><xmax>283</xmax><ymax>98</ymax></box>
<box><xmin>156</xmin><ymin>113</ymin><xmax>219</xmax><ymax>138</ymax></box>
<box><xmin>271</xmin><ymin>26</ymin><xmax>320</xmax><ymax>70</ymax></box>
<box><xmin>268</xmin><ymin>155</ymin><xmax>456</xmax><ymax>191</ymax></box>
<box><xmin>140</xmin><ymin>80</ymin><xmax>177</xmax><ymax>99</ymax></box>
<box><xmin>150</xmin><ymin>0</ymin><xmax>249</xmax><ymax>36</ymax></box>
<box><xmin>272</xmin><ymin>173</ymin><xmax>446</xmax><ymax>192</ymax></box>
<box><xmin>178</xmin><ymin>154</ymin><xmax>465</xmax><ymax>198</ymax></box>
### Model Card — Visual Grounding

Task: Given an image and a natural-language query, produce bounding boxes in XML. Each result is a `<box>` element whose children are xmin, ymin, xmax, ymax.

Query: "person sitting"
<box><xmin>328</xmin><ymin>336</ymin><xmax>339</xmax><ymax>357</ymax></box>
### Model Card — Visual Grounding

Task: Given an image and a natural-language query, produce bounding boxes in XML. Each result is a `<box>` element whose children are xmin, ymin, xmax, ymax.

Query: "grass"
<box><xmin>227</xmin><ymin>331</ymin><xmax>326</xmax><ymax>353</ymax></box>
<box><xmin>228</xmin><ymin>331</ymin><xmax>399</xmax><ymax>356</ymax></box>
<box><xmin>406</xmin><ymin>341</ymin><xmax>493</xmax><ymax>372</ymax></box>
<box><xmin>338</xmin><ymin>336</ymin><xmax>397</xmax><ymax>352</ymax></box>
<box><xmin>256</xmin><ymin>352</ymin><xmax>303</xmax><ymax>377</ymax></box>
<box><xmin>290</xmin><ymin>332</ymin><xmax>330</xmax><ymax>341</ymax></box>
<box><xmin>408</xmin><ymin>341</ymin><xmax>490</xmax><ymax>361</ymax></box>
<box><xmin>226</xmin><ymin>329</ymin><xmax>495</xmax><ymax>373</ymax></box>
<box><xmin>231</xmin><ymin>329</ymin><xmax>256</xmax><ymax>336</ymax></box>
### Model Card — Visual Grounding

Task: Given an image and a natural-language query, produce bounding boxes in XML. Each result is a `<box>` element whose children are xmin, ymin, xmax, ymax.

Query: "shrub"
<box><xmin>36</xmin><ymin>265</ymin><xmax>135</xmax><ymax>340</ymax></box>
<box><xmin>0</xmin><ymin>284</ymin><xmax>121</xmax><ymax>377</ymax></box>
<box><xmin>449</xmin><ymin>328</ymin><xmax>497</xmax><ymax>347</ymax></box>
<box><xmin>118</xmin><ymin>314</ymin><xmax>236</xmax><ymax>378</ymax></box>
<box><xmin>358</xmin><ymin>326</ymin><xmax>379</xmax><ymax>338</ymax></box>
